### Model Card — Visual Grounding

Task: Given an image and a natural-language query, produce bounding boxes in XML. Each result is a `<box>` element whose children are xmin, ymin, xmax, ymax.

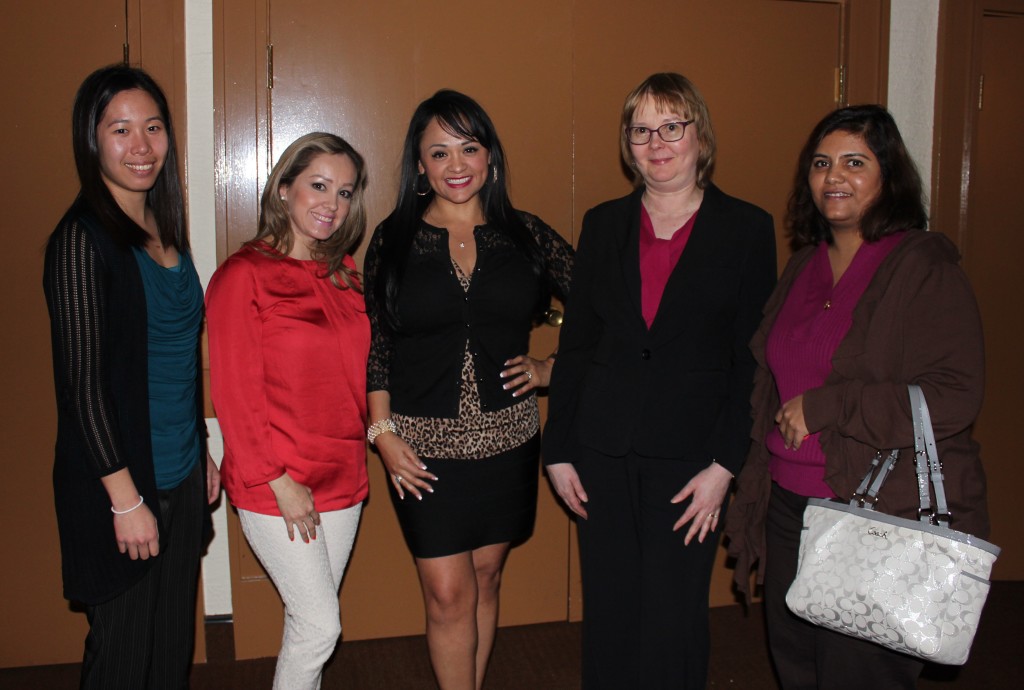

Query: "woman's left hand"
<box><xmin>501</xmin><ymin>355</ymin><xmax>554</xmax><ymax>397</ymax></box>
<box><xmin>206</xmin><ymin>452</ymin><xmax>222</xmax><ymax>504</ymax></box>
<box><xmin>671</xmin><ymin>461</ymin><xmax>733</xmax><ymax>545</ymax></box>
<box><xmin>775</xmin><ymin>394</ymin><xmax>809</xmax><ymax>450</ymax></box>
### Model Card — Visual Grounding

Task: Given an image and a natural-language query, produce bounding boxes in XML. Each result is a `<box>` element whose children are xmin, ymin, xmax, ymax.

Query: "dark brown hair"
<box><xmin>72</xmin><ymin>64</ymin><xmax>185</xmax><ymax>249</ymax></box>
<box><xmin>787</xmin><ymin>105</ymin><xmax>927</xmax><ymax>250</ymax></box>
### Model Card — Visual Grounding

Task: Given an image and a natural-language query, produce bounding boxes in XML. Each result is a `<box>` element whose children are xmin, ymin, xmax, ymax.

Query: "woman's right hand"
<box><xmin>113</xmin><ymin>503</ymin><xmax>160</xmax><ymax>560</ymax></box>
<box><xmin>375</xmin><ymin>432</ymin><xmax>436</xmax><ymax>501</ymax></box>
<box><xmin>268</xmin><ymin>472</ymin><xmax>320</xmax><ymax>543</ymax></box>
<box><xmin>546</xmin><ymin>463</ymin><xmax>588</xmax><ymax>519</ymax></box>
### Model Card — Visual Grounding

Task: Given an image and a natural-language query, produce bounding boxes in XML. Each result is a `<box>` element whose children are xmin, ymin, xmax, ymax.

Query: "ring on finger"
<box><xmin>526</xmin><ymin>371</ymin><xmax>533</xmax><ymax>381</ymax></box>
<box><xmin>393</xmin><ymin>474</ymin><xmax>403</xmax><ymax>484</ymax></box>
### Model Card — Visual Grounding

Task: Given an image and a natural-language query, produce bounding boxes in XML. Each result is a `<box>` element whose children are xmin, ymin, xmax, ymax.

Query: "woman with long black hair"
<box><xmin>363</xmin><ymin>89</ymin><xmax>572</xmax><ymax>690</ymax></box>
<box><xmin>43</xmin><ymin>64</ymin><xmax>219</xmax><ymax>689</ymax></box>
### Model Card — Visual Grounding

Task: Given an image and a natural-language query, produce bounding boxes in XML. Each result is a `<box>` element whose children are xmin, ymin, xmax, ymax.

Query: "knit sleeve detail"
<box><xmin>45</xmin><ymin>217</ymin><xmax>127</xmax><ymax>477</ymax></box>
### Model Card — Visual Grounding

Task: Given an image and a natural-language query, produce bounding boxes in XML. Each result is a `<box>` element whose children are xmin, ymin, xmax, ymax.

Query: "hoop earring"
<box><xmin>415</xmin><ymin>173</ymin><xmax>431</xmax><ymax>197</ymax></box>
<box><xmin>492</xmin><ymin>165</ymin><xmax>498</xmax><ymax>184</ymax></box>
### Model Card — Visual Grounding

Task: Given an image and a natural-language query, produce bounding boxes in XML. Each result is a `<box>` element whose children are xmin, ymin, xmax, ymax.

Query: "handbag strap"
<box><xmin>846</xmin><ymin>385</ymin><xmax>950</xmax><ymax>526</ymax></box>
<box><xmin>850</xmin><ymin>449</ymin><xmax>899</xmax><ymax>510</ymax></box>
<box><xmin>909</xmin><ymin>384</ymin><xmax>950</xmax><ymax>526</ymax></box>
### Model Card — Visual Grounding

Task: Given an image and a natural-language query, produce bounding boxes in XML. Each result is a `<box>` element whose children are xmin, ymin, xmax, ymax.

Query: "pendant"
<box><xmin>459</xmin><ymin>241</ymin><xmax>466</xmax><ymax>249</ymax></box>
<box><xmin>823</xmin><ymin>300</ymin><xmax>832</xmax><ymax>310</ymax></box>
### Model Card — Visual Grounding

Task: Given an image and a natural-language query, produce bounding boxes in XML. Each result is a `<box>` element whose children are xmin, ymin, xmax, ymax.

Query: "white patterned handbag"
<box><xmin>785</xmin><ymin>385</ymin><xmax>1000</xmax><ymax>665</ymax></box>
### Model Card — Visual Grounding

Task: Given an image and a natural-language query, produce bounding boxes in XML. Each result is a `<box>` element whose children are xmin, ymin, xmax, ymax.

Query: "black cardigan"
<box><xmin>43</xmin><ymin>200</ymin><xmax>208</xmax><ymax>604</ymax></box>
<box><xmin>365</xmin><ymin>212</ymin><xmax>573</xmax><ymax>417</ymax></box>
<box><xmin>543</xmin><ymin>185</ymin><xmax>776</xmax><ymax>473</ymax></box>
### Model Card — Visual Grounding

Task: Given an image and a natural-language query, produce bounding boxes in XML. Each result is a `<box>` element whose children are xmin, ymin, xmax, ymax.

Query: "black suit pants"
<box><xmin>576</xmin><ymin>448</ymin><xmax>723</xmax><ymax>690</ymax></box>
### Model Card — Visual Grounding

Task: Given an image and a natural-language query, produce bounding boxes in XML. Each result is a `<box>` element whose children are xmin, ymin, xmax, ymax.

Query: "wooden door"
<box><xmin>215</xmin><ymin>0</ymin><xmax>886</xmax><ymax>656</ymax></box>
<box><xmin>962</xmin><ymin>5</ymin><xmax>1024</xmax><ymax>578</ymax></box>
<box><xmin>0</xmin><ymin>0</ymin><xmax>190</xmax><ymax>668</ymax></box>
<box><xmin>933</xmin><ymin>0</ymin><xmax>1024</xmax><ymax>580</ymax></box>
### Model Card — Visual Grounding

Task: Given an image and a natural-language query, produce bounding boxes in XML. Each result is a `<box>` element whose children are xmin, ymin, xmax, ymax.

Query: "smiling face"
<box><xmin>96</xmin><ymin>89</ymin><xmax>168</xmax><ymax>208</ymax></box>
<box><xmin>279</xmin><ymin>152</ymin><xmax>357</xmax><ymax>259</ymax></box>
<box><xmin>627</xmin><ymin>95</ymin><xmax>699</xmax><ymax>194</ymax></box>
<box><xmin>809</xmin><ymin>130</ymin><xmax>883</xmax><ymax>235</ymax></box>
<box><xmin>417</xmin><ymin>118</ymin><xmax>490</xmax><ymax>211</ymax></box>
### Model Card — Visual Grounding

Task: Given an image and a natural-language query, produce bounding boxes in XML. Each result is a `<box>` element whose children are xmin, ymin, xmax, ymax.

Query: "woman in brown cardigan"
<box><xmin>725</xmin><ymin>105</ymin><xmax>988</xmax><ymax>690</ymax></box>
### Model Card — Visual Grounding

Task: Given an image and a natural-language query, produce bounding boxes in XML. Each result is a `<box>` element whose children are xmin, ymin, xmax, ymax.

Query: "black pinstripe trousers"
<box><xmin>81</xmin><ymin>461</ymin><xmax>204</xmax><ymax>690</ymax></box>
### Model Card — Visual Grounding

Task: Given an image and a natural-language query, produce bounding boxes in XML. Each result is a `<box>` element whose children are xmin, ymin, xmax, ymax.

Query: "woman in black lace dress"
<box><xmin>364</xmin><ymin>89</ymin><xmax>573</xmax><ymax>690</ymax></box>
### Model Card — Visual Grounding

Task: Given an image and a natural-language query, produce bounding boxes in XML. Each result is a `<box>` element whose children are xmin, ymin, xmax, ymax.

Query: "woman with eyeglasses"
<box><xmin>544</xmin><ymin>72</ymin><xmax>776</xmax><ymax>689</ymax></box>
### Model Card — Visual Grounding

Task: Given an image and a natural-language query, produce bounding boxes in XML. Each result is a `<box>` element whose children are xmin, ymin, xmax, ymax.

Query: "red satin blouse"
<box><xmin>206</xmin><ymin>243</ymin><xmax>370</xmax><ymax>515</ymax></box>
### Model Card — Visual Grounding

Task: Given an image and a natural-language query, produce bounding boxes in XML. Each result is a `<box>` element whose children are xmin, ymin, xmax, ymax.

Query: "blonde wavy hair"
<box><xmin>251</xmin><ymin>132</ymin><xmax>368</xmax><ymax>290</ymax></box>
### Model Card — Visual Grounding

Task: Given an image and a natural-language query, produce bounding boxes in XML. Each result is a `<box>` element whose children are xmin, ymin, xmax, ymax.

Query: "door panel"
<box><xmin>215</xmin><ymin>0</ymin><xmax>883</xmax><ymax>655</ymax></box>
<box><xmin>0</xmin><ymin>1</ymin><xmax>124</xmax><ymax>667</ymax></box>
<box><xmin>0</xmin><ymin>0</ymin><xmax>191</xmax><ymax>667</ymax></box>
<box><xmin>963</xmin><ymin>7</ymin><xmax>1024</xmax><ymax>578</ymax></box>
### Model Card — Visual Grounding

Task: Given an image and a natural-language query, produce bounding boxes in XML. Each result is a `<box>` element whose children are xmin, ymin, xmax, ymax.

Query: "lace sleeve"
<box><xmin>363</xmin><ymin>223</ymin><xmax>394</xmax><ymax>392</ymax></box>
<box><xmin>522</xmin><ymin>212</ymin><xmax>574</xmax><ymax>302</ymax></box>
<box><xmin>44</xmin><ymin>217</ymin><xmax>126</xmax><ymax>477</ymax></box>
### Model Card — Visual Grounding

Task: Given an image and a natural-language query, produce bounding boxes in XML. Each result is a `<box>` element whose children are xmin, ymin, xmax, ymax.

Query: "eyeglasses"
<box><xmin>625</xmin><ymin>120</ymin><xmax>695</xmax><ymax>145</ymax></box>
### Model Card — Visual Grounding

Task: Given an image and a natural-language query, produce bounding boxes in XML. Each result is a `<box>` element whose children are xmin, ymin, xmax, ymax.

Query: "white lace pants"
<box><xmin>238</xmin><ymin>502</ymin><xmax>363</xmax><ymax>690</ymax></box>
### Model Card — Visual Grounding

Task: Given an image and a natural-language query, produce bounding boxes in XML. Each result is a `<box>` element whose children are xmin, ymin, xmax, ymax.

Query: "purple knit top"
<box><xmin>765</xmin><ymin>232</ymin><xmax>906</xmax><ymax>497</ymax></box>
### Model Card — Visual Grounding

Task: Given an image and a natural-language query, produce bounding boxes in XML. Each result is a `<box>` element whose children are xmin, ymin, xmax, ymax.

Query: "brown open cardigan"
<box><xmin>725</xmin><ymin>229</ymin><xmax>989</xmax><ymax>601</ymax></box>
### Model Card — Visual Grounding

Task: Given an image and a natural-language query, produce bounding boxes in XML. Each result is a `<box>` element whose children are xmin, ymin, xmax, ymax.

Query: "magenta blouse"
<box><xmin>765</xmin><ymin>232</ymin><xmax>906</xmax><ymax>497</ymax></box>
<box><xmin>639</xmin><ymin>204</ymin><xmax>698</xmax><ymax>328</ymax></box>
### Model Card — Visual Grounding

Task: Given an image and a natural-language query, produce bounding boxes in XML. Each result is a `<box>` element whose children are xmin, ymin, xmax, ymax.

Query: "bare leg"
<box><xmin>415</xmin><ymin>542</ymin><xmax>511</xmax><ymax>690</ymax></box>
<box><xmin>471</xmin><ymin>543</ymin><xmax>510</xmax><ymax>690</ymax></box>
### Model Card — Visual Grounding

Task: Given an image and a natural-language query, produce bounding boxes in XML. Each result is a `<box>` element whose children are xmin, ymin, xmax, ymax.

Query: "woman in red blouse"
<box><xmin>206</xmin><ymin>132</ymin><xmax>370</xmax><ymax>689</ymax></box>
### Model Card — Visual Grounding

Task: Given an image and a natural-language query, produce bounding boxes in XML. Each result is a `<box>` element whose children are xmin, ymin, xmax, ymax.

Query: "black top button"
<box><xmin>641</xmin><ymin>349</ymin><xmax>651</xmax><ymax>360</ymax></box>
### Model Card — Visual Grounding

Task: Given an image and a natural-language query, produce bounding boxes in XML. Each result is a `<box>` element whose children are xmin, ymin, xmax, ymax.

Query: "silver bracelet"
<box><xmin>367</xmin><ymin>418</ymin><xmax>397</xmax><ymax>445</ymax></box>
<box><xmin>111</xmin><ymin>495</ymin><xmax>144</xmax><ymax>515</ymax></box>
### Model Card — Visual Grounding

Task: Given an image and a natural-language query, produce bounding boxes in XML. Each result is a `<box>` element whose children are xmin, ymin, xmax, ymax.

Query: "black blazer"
<box><xmin>543</xmin><ymin>185</ymin><xmax>776</xmax><ymax>475</ymax></box>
